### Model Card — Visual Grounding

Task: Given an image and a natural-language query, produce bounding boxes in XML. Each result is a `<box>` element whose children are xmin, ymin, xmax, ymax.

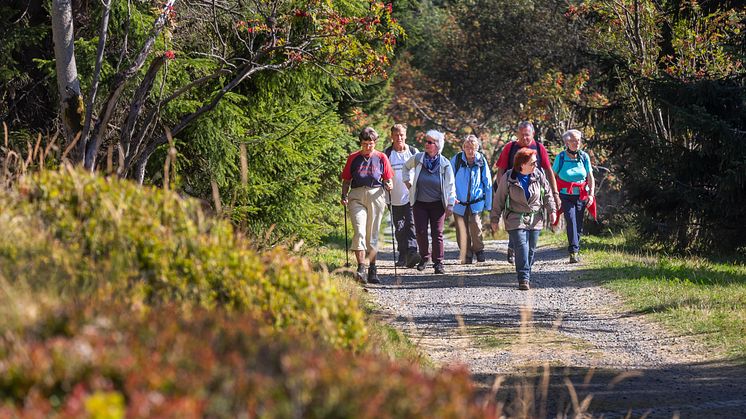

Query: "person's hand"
<box><xmin>586</xmin><ymin>195</ymin><xmax>594</xmax><ymax>206</ymax></box>
<box><xmin>341</xmin><ymin>197</ymin><xmax>348</xmax><ymax>206</ymax></box>
<box><xmin>445</xmin><ymin>205</ymin><xmax>453</xmax><ymax>218</ymax></box>
<box><xmin>490</xmin><ymin>221</ymin><xmax>499</xmax><ymax>232</ymax></box>
<box><xmin>549</xmin><ymin>212</ymin><xmax>557</xmax><ymax>226</ymax></box>
<box><xmin>384</xmin><ymin>180</ymin><xmax>393</xmax><ymax>192</ymax></box>
<box><xmin>404</xmin><ymin>181</ymin><xmax>411</xmax><ymax>189</ymax></box>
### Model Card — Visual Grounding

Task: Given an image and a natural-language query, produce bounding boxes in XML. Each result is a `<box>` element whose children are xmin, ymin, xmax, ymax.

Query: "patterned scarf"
<box><xmin>423</xmin><ymin>153</ymin><xmax>440</xmax><ymax>174</ymax></box>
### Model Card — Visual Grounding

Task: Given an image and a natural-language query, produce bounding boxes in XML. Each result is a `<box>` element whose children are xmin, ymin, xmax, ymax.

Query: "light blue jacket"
<box><xmin>403</xmin><ymin>152</ymin><xmax>456</xmax><ymax>209</ymax></box>
<box><xmin>450</xmin><ymin>152</ymin><xmax>493</xmax><ymax>216</ymax></box>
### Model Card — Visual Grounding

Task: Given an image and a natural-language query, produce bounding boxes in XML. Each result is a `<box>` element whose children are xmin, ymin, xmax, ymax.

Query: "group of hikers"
<box><xmin>340</xmin><ymin>121</ymin><xmax>596</xmax><ymax>290</ymax></box>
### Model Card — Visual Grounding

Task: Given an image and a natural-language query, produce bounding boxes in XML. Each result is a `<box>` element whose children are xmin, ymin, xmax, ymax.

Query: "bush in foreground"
<box><xmin>0</xmin><ymin>303</ymin><xmax>493</xmax><ymax>418</ymax></box>
<box><xmin>0</xmin><ymin>168</ymin><xmax>365</xmax><ymax>349</ymax></box>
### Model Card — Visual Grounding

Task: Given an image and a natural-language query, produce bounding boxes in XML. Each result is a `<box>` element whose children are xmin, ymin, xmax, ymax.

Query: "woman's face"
<box><xmin>361</xmin><ymin>137</ymin><xmax>377</xmax><ymax>154</ymax></box>
<box><xmin>463</xmin><ymin>141</ymin><xmax>477</xmax><ymax>160</ymax></box>
<box><xmin>565</xmin><ymin>137</ymin><xmax>581</xmax><ymax>152</ymax></box>
<box><xmin>424</xmin><ymin>136</ymin><xmax>439</xmax><ymax>156</ymax></box>
<box><xmin>521</xmin><ymin>156</ymin><xmax>538</xmax><ymax>175</ymax></box>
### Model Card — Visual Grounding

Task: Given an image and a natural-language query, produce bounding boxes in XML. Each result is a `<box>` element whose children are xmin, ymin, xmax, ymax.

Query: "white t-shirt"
<box><xmin>388</xmin><ymin>147</ymin><xmax>415</xmax><ymax>206</ymax></box>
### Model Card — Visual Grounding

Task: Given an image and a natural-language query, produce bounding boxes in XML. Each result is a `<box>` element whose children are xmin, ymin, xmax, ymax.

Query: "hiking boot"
<box><xmin>433</xmin><ymin>263</ymin><xmax>445</xmax><ymax>275</ymax></box>
<box><xmin>416</xmin><ymin>260</ymin><xmax>427</xmax><ymax>271</ymax></box>
<box><xmin>518</xmin><ymin>280</ymin><xmax>530</xmax><ymax>290</ymax></box>
<box><xmin>367</xmin><ymin>265</ymin><xmax>380</xmax><ymax>284</ymax></box>
<box><xmin>406</xmin><ymin>252</ymin><xmax>423</xmax><ymax>269</ymax></box>
<box><xmin>569</xmin><ymin>252</ymin><xmax>580</xmax><ymax>264</ymax></box>
<box><xmin>476</xmin><ymin>251</ymin><xmax>486</xmax><ymax>263</ymax></box>
<box><xmin>355</xmin><ymin>264</ymin><xmax>368</xmax><ymax>283</ymax></box>
<box><xmin>507</xmin><ymin>248</ymin><xmax>515</xmax><ymax>264</ymax></box>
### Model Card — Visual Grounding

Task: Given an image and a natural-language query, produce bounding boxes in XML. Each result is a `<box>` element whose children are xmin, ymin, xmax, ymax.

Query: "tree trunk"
<box><xmin>51</xmin><ymin>0</ymin><xmax>84</xmax><ymax>162</ymax></box>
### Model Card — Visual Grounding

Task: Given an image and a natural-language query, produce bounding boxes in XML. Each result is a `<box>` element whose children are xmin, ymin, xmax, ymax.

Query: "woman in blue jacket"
<box><xmin>451</xmin><ymin>135</ymin><xmax>492</xmax><ymax>264</ymax></box>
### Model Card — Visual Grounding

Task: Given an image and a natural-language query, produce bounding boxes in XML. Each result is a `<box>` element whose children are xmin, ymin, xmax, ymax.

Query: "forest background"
<box><xmin>2</xmin><ymin>0</ymin><xmax>746</xmax><ymax>253</ymax></box>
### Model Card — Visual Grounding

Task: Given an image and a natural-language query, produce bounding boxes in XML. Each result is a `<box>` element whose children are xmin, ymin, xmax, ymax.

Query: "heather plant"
<box><xmin>0</xmin><ymin>302</ymin><xmax>495</xmax><ymax>418</ymax></box>
<box><xmin>0</xmin><ymin>168</ymin><xmax>366</xmax><ymax>349</ymax></box>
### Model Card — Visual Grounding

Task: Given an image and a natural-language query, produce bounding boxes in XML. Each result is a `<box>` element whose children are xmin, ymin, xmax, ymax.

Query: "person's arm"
<box><xmin>539</xmin><ymin>144</ymin><xmax>561</xmax><ymax>207</ymax></box>
<box><xmin>341</xmin><ymin>180</ymin><xmax>351</xmax><ymax>206</ymax></box>
<box><xmin>490</xmin><ymin>173</ymin><xmax>507</xmax><ymax>231</ymax></box>
<box><xmin>403</xmin><ymin>154</ymin><xmax>416</xmax><ymax>188</ymax></box>
<box><xmin>381</xmin><ymin>152</ymin><xmax>394</xmax><ymax>191</ymax></box>
<box><xmin>541</xmin><ymin>173</ymin><xmax>558</xmax><ymax>225</ymax></box>
<box><xmin>483</xmin><ymin>159</ymin><xmax>493</xmax><ymax>212</ymax></box>
<box><xmin>585</xmin><ymin>153</ymin><xmax>596</xmax><ymax>205</ymax></box>
<box><xmin>444</xmin><ymin>159</ymin><xmax>456</xmax><ymax>218</ymax></box>
<box><xmin>340</xmin><ymin>154</ymin><xmax>354</xmax><ymax>205</ymax></box>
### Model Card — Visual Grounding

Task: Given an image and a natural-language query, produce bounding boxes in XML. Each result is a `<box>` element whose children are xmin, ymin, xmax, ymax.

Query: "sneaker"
<box><xmin>507</xmin><ymin>248</ymin><xmax>515</xmax><ymax>264</ymax></box>
<box><xmin>367</xmin><ymin>265</ymin><xmax>380</xmax><ymax>284</ymax></box>
<box><xmin>406</xmin><ymin>252</ymin><xmax>423</xmax><ymax>269</ymax></box>
<box><xmin>355</xmin><ymin>264</ymin><xmax>368</xmax><ymax>283</ymax></box>
<box><xmin>518</xmin><ymin>280</ymin><xmax>530</xmax><ymax>290</ymax></box>
<box><xmin>569</xmin><ymin>252</ymin><xmax>580</xmax><ymax>264</ymax></box>
<box><xmin>416</xmin><ymin>260</ymin><xmax>427</xmax><ymax>271</ymax></box>
<box><xmin>433</xmin><ymin>263</ymin><xmax>445</xmax><ymax>274</ymax></box>
<box><xmin>476</xmin><ymin>251</ymin><xmax>486</xmax><ymax>263</ymax></box>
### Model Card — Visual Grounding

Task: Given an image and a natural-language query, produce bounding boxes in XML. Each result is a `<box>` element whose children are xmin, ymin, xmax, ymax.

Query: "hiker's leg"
<box><xmin>576</xmin><ymin>197</ymin><xmax>587</xmax><ymax>252</ymax></box>
<box><xmin>412</xmin><ymin>201</ymin><xmax>431</xmax><ymax>262</ymax></box>
<box><xmin>429</xmin><ymin>202</ymin><xmax>446</xmax><ymax>265</ymax></box>
<box><xmin>454</xmin><ymin>212</ymin><xmax>469</xmax><ymax>263</ymax></box>
<box><xmin>469</xmin><ymin>211</ymin><xmax>484</xmax><ymax>254</ymax></box>
<box><xmin>348</xmin><ymin>187</ymin><xmax>368</xmax><ymax>257</ymax></box>
<box><xmin>528</xmin><ymin>228</ymin><xmax>540</xmax><ymax>269</ymax></box>
<box><xmin>561</xmin><ymin>194</ymin><xmax>580</xmax><ymax>254</ymax></box>
<box><xmin>509</xmin><ymin>229</ymin><xmax>530</xmax><ymax>283</ymax></box>
<box><xmin>392</xmin><ymin>204</ymin><xmax>407</xmax><ymax>262</ymax></box>
<box><xmin>403</xmin><ymin>202</ymin><xmax>418</xmax><ymax>255</ymax></box>
<box><xmin>366</xmin><ymin>187</ymin><xmax>386</xmax><ymax>265</ymax></box>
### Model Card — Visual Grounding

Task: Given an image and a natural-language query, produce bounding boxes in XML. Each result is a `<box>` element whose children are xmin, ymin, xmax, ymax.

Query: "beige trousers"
<box><xmin>348</xmin><ymin>186</ymin><xmax>386</xmax><ymax>253</ymax></box>
<box><xmin>454</xmin><ymin>212</ymin><xmax>485</xmax><ymax>263</ymax></box>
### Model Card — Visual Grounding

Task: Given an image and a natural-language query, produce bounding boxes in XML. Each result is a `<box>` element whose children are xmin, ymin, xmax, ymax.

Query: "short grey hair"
<box><xmin>425</xmin><ymin>129</ymin><xmax>445</xmax><ymax>153</ymax></box>
<box><xmin>562</xmin><ymin>129</ymin><xmax>583</xmax><ymax>143</ymax></box>
<box><xmin>463</xmin><ymin>134</ymin><xmax>481</xmax><ymax>150</ymax></box>
<box><xmin>518</xmin><ymin>121</ymin><xmax>534</xmax><ymax>132</ymax></box>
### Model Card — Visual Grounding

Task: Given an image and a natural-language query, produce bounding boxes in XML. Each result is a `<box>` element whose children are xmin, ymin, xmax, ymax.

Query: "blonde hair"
<box><xmin>463</xmin><ymin>134</ymin><xmax>480</xmax><ymax>150</ymax></box>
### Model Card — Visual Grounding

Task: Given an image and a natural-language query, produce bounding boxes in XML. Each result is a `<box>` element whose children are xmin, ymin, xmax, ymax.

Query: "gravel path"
<box><xmin>367</xmin><ymin>234</ymin><xmax>746</xmax><ymax>418</ymax></box>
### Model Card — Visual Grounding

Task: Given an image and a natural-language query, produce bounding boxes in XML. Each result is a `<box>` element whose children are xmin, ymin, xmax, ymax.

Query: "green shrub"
<box><xmin>0</xmin><ymin>169</ymin><xmax>366</xmax><ymax>349</ymax></box>
<box><xmin>0</xmin><ymin>303</ymin><xmax>494</xmax><ymax>418</ymax></box>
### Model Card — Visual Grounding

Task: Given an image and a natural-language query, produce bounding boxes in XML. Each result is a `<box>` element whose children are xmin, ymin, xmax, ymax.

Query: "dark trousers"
<box><xmin>413</xmin><ymin>200</ymin><xmax>446</xmax><ymax>265</ymax></box>
<box><xmin>392</xmin><ymin>203</ymin><xmax>418</xmax><ymax>259</ymax></box>
<box><xmin>560</xmin><ymin>193</ymin><xmax>586</xmax><ymax>254</ymax></box>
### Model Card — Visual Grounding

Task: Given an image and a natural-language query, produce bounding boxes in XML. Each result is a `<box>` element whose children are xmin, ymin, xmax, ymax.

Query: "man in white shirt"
<box><xmin>384</xmin><ymin>124</ymin><xmax>422</xmax><ymax>268</ymax></box>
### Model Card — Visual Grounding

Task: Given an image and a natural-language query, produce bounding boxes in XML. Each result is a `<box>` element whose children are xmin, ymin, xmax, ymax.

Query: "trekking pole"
<box><xmin>387</xmin><ymin>190</ymin><xmax>398</xmax><ymax>279</ymax></box>
<box><xmin>343</xmin><ymin>205</ymin><xmax>350</xmax><ymax>268</ymax></box>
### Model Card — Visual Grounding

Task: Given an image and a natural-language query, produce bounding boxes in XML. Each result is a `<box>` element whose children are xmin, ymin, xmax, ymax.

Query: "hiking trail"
<box><xmin>367</xmin><ymin>235</ymin><xmax>746</xmax><ymax>418</ymax></box>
